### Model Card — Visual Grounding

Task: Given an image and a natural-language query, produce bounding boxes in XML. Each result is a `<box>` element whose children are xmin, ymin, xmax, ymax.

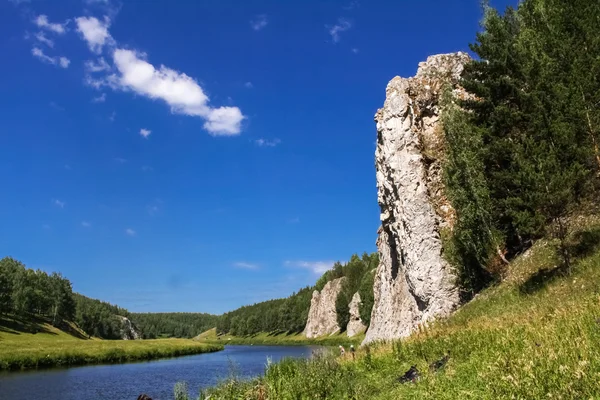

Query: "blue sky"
<box><xmin>0</xmin><ymin>0</ymin><xmax>514</xmax><ymax>314</ymax></box>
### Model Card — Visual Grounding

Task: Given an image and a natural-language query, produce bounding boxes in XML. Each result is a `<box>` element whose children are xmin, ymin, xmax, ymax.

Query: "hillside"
<box><xmin>199</xmin><ymin>215</ymin><xmax>600</xmax><ymax>399</ymax></box>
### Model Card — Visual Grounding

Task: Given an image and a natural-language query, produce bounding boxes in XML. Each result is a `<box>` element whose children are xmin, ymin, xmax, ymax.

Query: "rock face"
<box><xmin>347</xmin><ymin>292</ymin><xmax>366</xmax><ymax>337</ymax></box>
<box><xmin>304</xmin><ymin>277</ymin><xmax>346</xmax><ymax>338</ymax></box>
<box><xmin>363</xmin><ymin>53</ymin><xmax>469</xmax><ymax>345</ymax></box>
<box><xmin>119</xmin><ymin>316</ymin><xmax>142</xmax><ymax>340</ymax></box>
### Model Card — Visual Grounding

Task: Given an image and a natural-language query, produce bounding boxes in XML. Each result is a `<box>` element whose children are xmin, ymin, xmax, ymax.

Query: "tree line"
<box><xmin>130</xmin><ymin>313</ymin><xmax>219</xmax><ymax>339</ymax></box>
<box><xmin>442</xmin><ymin>0</ymin><xmax>600</xmax><ymax>296</ymax></box>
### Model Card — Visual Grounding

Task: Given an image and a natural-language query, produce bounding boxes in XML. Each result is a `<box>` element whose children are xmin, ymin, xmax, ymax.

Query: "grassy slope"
<box><xmin>0</xmin><ymin>316</ymin><xmax>223</xmax><ymax>371</ymax></box>
<box><xmin>195</xmin><ymin>328</ymin><xmax>363</xmax><ymax>347</ymax></box>
<box><xmin>201</xmin><ymin>217</ymin><xmax>600</xmax><ymax>399</ymax></box>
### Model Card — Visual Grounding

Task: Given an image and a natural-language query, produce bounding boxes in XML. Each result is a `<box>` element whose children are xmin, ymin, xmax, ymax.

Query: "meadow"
<box><xmin>0</xmin><ymin>318</ymin><xmax>222</xmax><ymax>371</ymax></box>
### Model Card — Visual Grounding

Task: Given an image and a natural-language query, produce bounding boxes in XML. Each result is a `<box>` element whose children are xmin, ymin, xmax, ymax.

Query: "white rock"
<box><xmin>304</xmin><ymin>277</ymin><xmax>346</xmax><ymax>338</ymax></box>
<box><xmin>347</xmin><ymin>292</ymin><xmax>366</xmax><ymax>337</ymax></box>
<box><xmin>363</xmin><ymin>53</ymin><xmax>469</xmax><ymax>345</ymax></box>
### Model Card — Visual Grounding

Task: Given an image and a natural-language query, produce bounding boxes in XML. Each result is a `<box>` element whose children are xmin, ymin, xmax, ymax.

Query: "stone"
<box><xmin>119</xmin><ymin>316</ymin><xmax>142</xmax><ymax>340</ymax></box>
<box><xmin>346</xmin><ymin>292</ymin><xmax>366</xmax><ymax>337</ymax></box>
<box><xmin>303</xmin><ymin>277</ymin><xmax>346</xmax><ymax>338</ymax></box>
<box><xmin>363</xmin><ymin>53</ymin><xmax>469</xmax><ymax>345</ymax></box>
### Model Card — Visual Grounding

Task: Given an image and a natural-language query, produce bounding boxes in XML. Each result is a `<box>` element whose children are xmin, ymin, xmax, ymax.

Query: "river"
<box><xmin>0</xmin><ymin>345</ymin><xmax>323</xmax><ymax>400</ymax></box>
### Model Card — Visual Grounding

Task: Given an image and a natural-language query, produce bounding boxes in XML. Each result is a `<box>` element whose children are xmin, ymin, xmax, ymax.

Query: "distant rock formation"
<box><xmin>304</xmin><ymin>277</ymin><xmax>346</xmax><ymax>338</ymax></box>
<box><xmin>118</xmin><ymin>316</ymin><xmax>142</xmax><ymax>340</ymax></box>
<box><xmin>363</xmin><ymin>53</ymin><xmax>469</xmax><ymax>344</ymax></box>
<box><xmin>346</xmin><ymin>292</ymin><xmax>366</xmax><ymax>337</ymax></box>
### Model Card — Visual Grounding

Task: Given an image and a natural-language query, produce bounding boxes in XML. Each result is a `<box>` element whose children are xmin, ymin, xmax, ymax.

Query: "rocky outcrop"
<box><xmin>118</xmin><ymin>316</ymin><xmax>142</xmax><ymax>340</ymax></box>
<box><xmin>363</xmin><ymin>53</ymin><xmax>469</xmax><ymax>345</ymax></box>
<box><xmin>304</xmin><ymin>277</ymin><xmax>346</xmax><ymax>338</ymax></box>
<box><xmin>347</xmin><ymin>292</ymin><xmax>366</xmax><ymax>337</ymax></box>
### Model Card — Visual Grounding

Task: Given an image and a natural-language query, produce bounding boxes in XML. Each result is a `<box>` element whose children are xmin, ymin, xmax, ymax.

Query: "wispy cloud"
<box><xmin>49</xmin><ymin>101</ymin><xmax>65</xmax><ymax>111</ymax></box>
<box><xmin>34</xmin><ymin>15</ymin><xmax>67</xmax><ymax>34</ymax></box>
<box><xmin>343</xmin><ymin>0</ymin><xmax>360</xmax><ymax>10</ymax></box>
<box><xmin>31</xmin><ymin>47</ymin><xmax>70</xmax><ymax>68</ymax></box>
<box><xmin>109</xmin><ymin>111</ymin><xmax>116</xmax><ymax>121</ymax></box>
<box><xmin>327</xmin><ymin>18</ymin><xmax>352</xmax><ymax>43</ymax></box>
<box><xmin>53</xmin><ymin>199</ymin><xmax>65</xmax><ymax>208</ymax></box>
<box><xmin>285</xmin><ymin>260</ymin><xmax>335</xmax><ymax>275</ymax></box>
<box><xmin>75</xmin><ymin>16</ymin><xmax>113</xmax><ymax>54</ymax></box>
<box><xmin>234</xmin><ymin>262</ymin><xmax>260</xmax><ymax>270</ymax></box>
<box><xmin>141</xmin><ymin>165</ymin><xmax>153</xmax><ymax>172</ymax></box>
<box><xmin>81</xmin><ymin>221</ymin><xmax>92</xmax><ymax>228</ymax></box>
<box><xmin>250</xmin><ymin>14</ymin><xmax>268</xmax><ymax>31</ymax></box>
<box><xmin>34</xmin><ymin>31</ymin><xmax>54</xmax><ymax>48</ymax></box>
<box><xmin>85</xmin><ymin>57</ymin><xmax>110</xmax><ymax>72</ymax></box>
<box><xmin>114</xmin><ymin>157</ymin><xmax>127</xmax><ymax>163</ymax></box>
<box><xmin>287</xmin><ymin>217</ymin><xmax>300</xmax><ymax>224</ymax></box>
<box><xmin>92</xmin><ymin>93</ymin><xmax>106</xmax><ymax>103</ymax></box>
<box><xmin>255</xmin><ymin>138</ymin><xmax>281</xmax><ymax>147</ymax></box>
<box><xmin>244</xmin><ymin>81</ymin><xmax>253</xmax><ymax>89</ymax></box>
<box><xmin>352</xmin><ymin>48</ymin><xmax>359</xmax><ymax>54</ymax></box>
<box><xmin>140</xmin><ymin>128</ymin><xmax>151</xmax><ymax>139</ymax></box>
<box><xmin>125</xmin><ymin>228</ymin><xmax>136</xmax><ymax>236</ymax></box>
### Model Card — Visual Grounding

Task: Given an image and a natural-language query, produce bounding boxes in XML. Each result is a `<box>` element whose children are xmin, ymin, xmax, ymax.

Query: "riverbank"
<box><xmin>195</xmin><ymin>219</ymin><xmax>600</xmax><ymax>399</ymax></box>
<box><xmin>0</xmin><ymin>319</ymin><xmax>223</xmax><ymax>371</ymax></box>
<box><xmin>195</xmin><ymin>327</ymin><xmax>362</xmax><ymax>347</ymax></box>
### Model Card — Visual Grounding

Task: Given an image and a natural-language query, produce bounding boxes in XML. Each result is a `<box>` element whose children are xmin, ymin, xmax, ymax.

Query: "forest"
<box><xmin>442</xmin><ymin>0</ymin><xmax>600</xmax><ymax>296</ymax></box>
<box><xmin>130</xmin><ymin>312</ymin><xmax>219</xmax><ymax>339</ymax></box>
<box><xmin>0</xmin><ymin>257</ymin><xmax>132</xmax><ymax>339</ymax></box>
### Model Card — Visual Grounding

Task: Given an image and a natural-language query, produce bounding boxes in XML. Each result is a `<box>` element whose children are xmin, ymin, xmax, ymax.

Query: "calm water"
<box><xmin>0</xmin><ymin>345</ymin><xmax>323</xmax><ymax>400</ymax></box>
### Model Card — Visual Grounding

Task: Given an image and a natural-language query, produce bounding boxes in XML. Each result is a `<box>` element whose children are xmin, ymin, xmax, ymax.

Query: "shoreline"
<box><xmin>0</xmin><ymin>340</ymin><xmax>223</xmax><ymax>372</ymax></box>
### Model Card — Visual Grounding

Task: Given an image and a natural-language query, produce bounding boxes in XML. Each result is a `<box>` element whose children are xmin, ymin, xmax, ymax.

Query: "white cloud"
<box><xmin>109</xmin><ymin>111</ymin><xmax>116</xmax><ymax>121</ymax></box>
<box><xmin>328</xmin><ymin>18</ymin><xmax>352</xmax><ymax>43</ymax></box>
<box><xmin>35</xmin><ymin>31</ymin><xmax>54</xmax><ymax>48</ymax></box>
<box><xmin>81</xmin><ymin>221</ymin><xmax>91</xmax><ymax>227</ymax></box>
<box><xmin>234</xmin><ymin>262</ymin><xmax>259</xmax><ymax>270</ymax></box>
<box><xmin>140</xmin><ymin>128</ymin><xmax>151</xmax><ymax>138</ymax></box>
<box><xmin>92</xmin><ymin>93</ymin><xmax>106</xmax><ymax>103</ymax></box>
<box><xmin>112</xmin><ymin>49</ymin><xmax>245</xmax><ymax>135</ymax></box>
<box><xmin>250</xmin><ymin>14</ymin><xmax>268</xmax><ymax>31</ymax></box>
<box><xmin>125</xmin><ymin>228</ymin><xmax>136</xmax><ymax>236</ymax></box>
<box><xmin>255</xmin><ymin>138</ymin><xmax>281</xmax><ymax>147</ymax></box>
<box><xmin>76</xmin><ymin>16</ymin><xmax>112</xmax><ymax>54</ymax></box>
<box><xmin>53</xmin><ymin>199</ymin><xmax>65</xmax><ymax>208</ymax></box>
<box><xmin>34</xmin><ymin>15</ymin><xmax>66</xmax><ymax>34</ymax></box>
<box><xmin>352</xmin><ymin>48</ymin><xmax>359</xmax><ymax>54</ymax></box>
<box><xmin>285</xmin><ymin>260</ymin><xmax>335</xmax><ymax>275</ymax></box>
<box><xmin>85</xmin><ymin>57</ymin><xmax>111</xmax><ymax>72</ymax></box>
<box><xmin>32</xmin><ymin>47</ymin><xmax>70</xmax><ymax>68</ymax></box>
<box><xmin>59</xmin><ymin>57</ymin><xmax>70</xmax><ymax>68</ymax></box>
<box><xmin>244</xmin><ymin>81</ymin><xmax>253</xmax><ymax>89</ymax></box>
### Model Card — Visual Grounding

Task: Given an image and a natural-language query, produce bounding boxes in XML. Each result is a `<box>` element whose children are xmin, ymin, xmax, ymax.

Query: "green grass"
<box><xmin>0</xmin><ymin>316</ymin><xmax>223</xmax><ymax>371</ymax></box>
<box><xmin>193</xmin><ymin>217</ymin><xmax>600</xmax><ymax>399</ymax></box>
<box><xmin>195</xmin><ymin>327</ymin><xmax>362</xmax><ymax>347</ymax></box>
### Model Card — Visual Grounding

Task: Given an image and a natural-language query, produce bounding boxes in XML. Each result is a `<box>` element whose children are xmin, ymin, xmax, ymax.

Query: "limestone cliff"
<box><xmin>347</xmin><ymin>292</ymin><xmax>366</xmax><ymax>337</ymax></box>
<box><xmin>363</xmin><ymin>53</ymin><xmax>469</xmax><ymax>344</ymax></box>
<box><xmin>119</xmin><ymin>316</ymin><xmax>142</xmax><ymax>340</ymax></box>
<box><xmin>304</xmin><ymin>277</ymin><xmax>346</xmax><ymax>338</ymax></box>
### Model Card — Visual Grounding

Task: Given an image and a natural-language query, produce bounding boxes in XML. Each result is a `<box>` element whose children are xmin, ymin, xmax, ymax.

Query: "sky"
<box><xmin>0</xmin><ymin>0</ymin><xmax>514</xmax><ymax>314</ymax></box>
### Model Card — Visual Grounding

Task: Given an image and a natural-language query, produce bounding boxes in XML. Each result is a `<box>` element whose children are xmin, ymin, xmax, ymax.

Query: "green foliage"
<box><xmin>335</xmin><ymin>253</ymin><xmax>378</xmax><ymax>330</ymax></box>
<box><xmin>130</xmin><ymin>313</ymin><xmax>219</xmax><ymax>339</ymax></box>
<box><xmin>0</xmin><ymin>257</ymin><xmax>76</xmax><ymax>325</ymax></box>
<box><xmin>443</xmin><ymin>0</ymin><xmax>599</xmax><ymax>291</ymax></box>
<box><xmin>357</xmin><ymin>268</ymin><xmax>375</xmax><ymax>326</ymax></box>
<box><xmin>74</xmin><ymin>294</ymin><xmax>129</xmax><ymax>339</ymax></box>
